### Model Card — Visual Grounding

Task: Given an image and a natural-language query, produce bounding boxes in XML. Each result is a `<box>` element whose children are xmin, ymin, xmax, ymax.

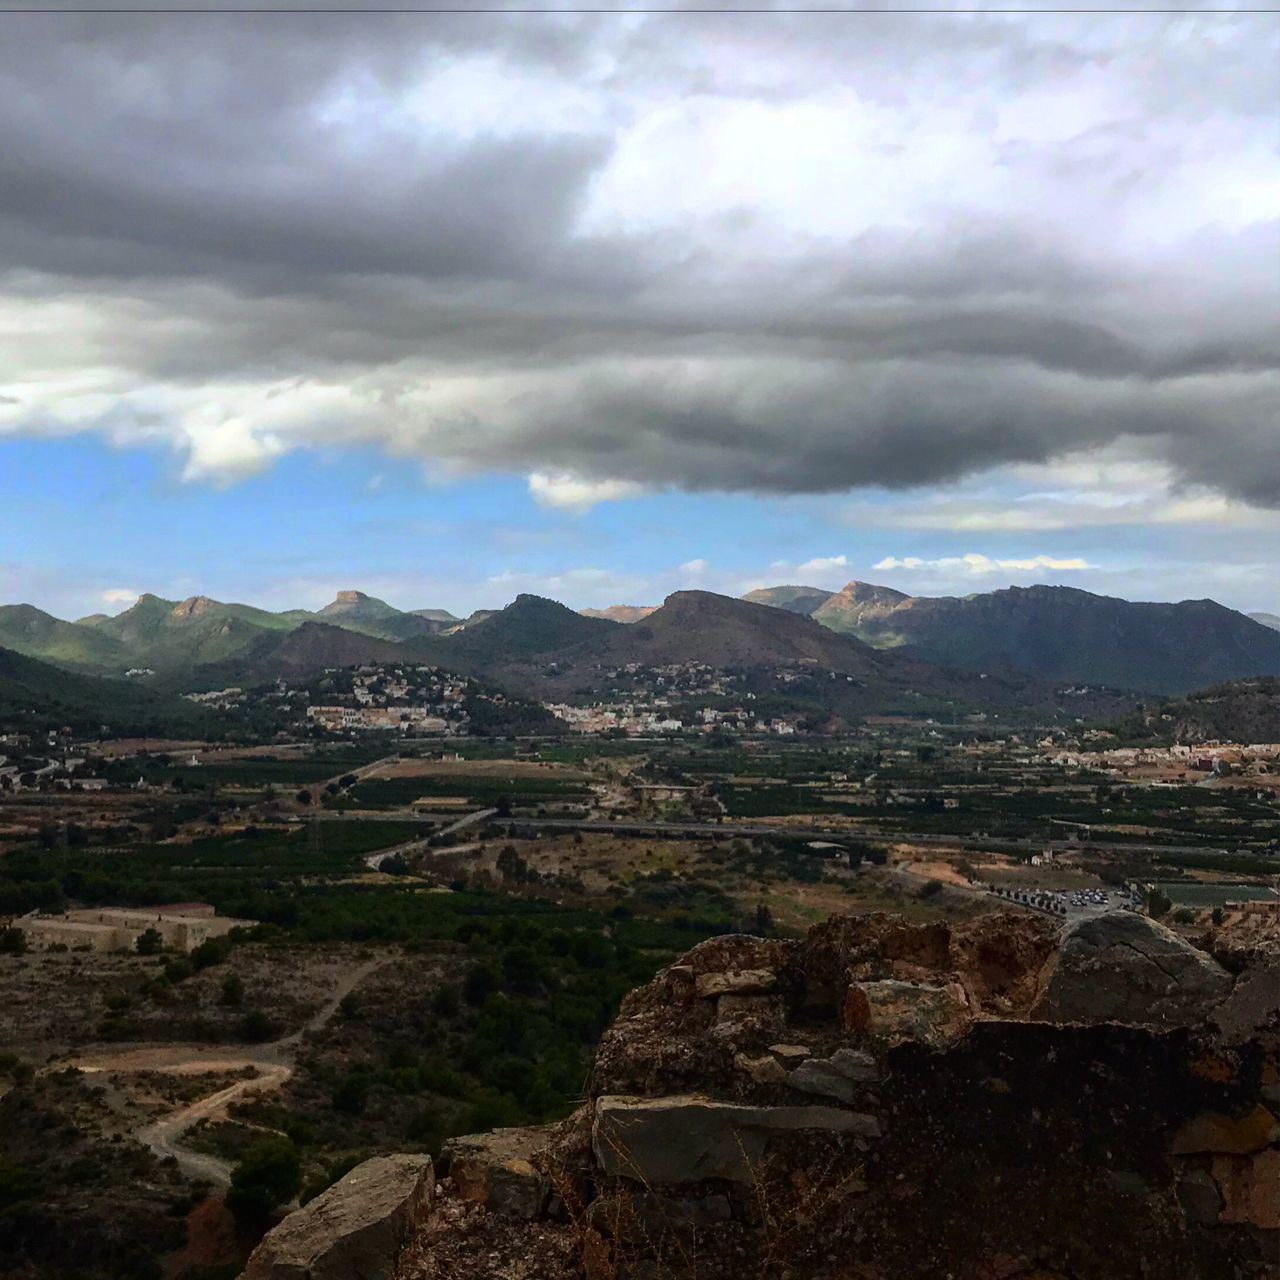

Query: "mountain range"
<box><xmin>1</xmin><ymin>582</ymin><xmax>1279</xmax><ymax>724</ymax></box>
<box><xmin>584</xmin><ymin>583</ymin><xmax>1280</xmax><ymax>695</ymax></box>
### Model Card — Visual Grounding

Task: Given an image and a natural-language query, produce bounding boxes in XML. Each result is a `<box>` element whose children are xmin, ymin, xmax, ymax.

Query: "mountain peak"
<box><xmin>172</xmin><ymin>595</ymin><xmax>220</xmax><ymax>619</ymax></box>
<box><xmin>832</xmin><ymin>580</ymin><xmax>910</xmax><ymax>604</ymax></box>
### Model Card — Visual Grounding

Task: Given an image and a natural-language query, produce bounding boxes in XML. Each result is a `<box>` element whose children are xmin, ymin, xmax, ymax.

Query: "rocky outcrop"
<box><xmin>439</xmin><ymin>1127</ymin><xmax>549</xmax><ymax>1220</ymax></box>
<box><xmin>1031</xmin><ymin>912</ymin><xmax>1233</xmax><ymax>1026</ymax></box>
<box><xmin>241</xmin><ymin>1154</ymin><xmax>433</xmax><ymax>1280</ymax></box>
<box><xmin>370</xmin><ymin>911</ymin><xmax>1278</xmax><ymax>1279</ymax></box>
<box><xmin>592</xmin><ymin>1094</ymin><xmax>879</xmax><ymax>1183</ymax></box>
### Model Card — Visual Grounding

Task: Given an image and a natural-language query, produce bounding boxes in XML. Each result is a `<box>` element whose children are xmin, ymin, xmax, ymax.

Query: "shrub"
<box><xmin>225</xmin><ymin>1138</ymin><xmax>301</xmax><ymax>1226</ymax></box>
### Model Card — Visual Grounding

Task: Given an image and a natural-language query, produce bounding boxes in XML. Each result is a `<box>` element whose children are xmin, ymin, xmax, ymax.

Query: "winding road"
<box><xmin>69</xmin><ymin>954</ymin><xmax>390</xmax><ymax>1186</ymax></box>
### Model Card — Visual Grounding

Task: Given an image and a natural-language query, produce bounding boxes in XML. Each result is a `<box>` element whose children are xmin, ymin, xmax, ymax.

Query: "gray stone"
<box><xmin>695</xmin><ymin>969</ymin><xmax>779</xmax><ymax>998</ymax></box>
<box><xmin>593</xmin><ymin>1094</ymin><xmax>880</xmax><ymax>1185</ymax></box>
<box><xmin>242</xmin><ymin>1154</ymin><xmax>432</xmax><ymax>1280</ymax></box>
<box><xmin>1031</xmin><ymin>913</ymin><xmax>1232</xmax><ymax>1028</ymax></box>
<box><xmin>788</xmin><ymin>1048</ymin><xmax>879</xmax><ymax>1104</ymax></box>
<box><xmin>735</xmin><ymin>1052</ymin><xmax>789</xmax><ymax>1085</ymax></box>
<box><xmin>441</xmin><ymin>1126</ymin><xmax>549</xmax><ymax>1220</ymax></box>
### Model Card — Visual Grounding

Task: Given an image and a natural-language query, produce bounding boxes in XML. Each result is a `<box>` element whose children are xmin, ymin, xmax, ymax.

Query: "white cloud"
<box><xmin>101</xmin><ymin>588</ymin><xmax>138</xmax><ymax>605</ymax></box>
<box><xmin>679</xmin><ymin>558</ymin><xmax>709</xmax><ymax>576</ymax></box>
<box><xmin>527</xmin><ymin>472</ymin><xmax>647</xmax><ymax>514</ymax></box>
<box><xmin>874</xmin><ymin>554</ymin><xmax>1092</xmax><ymax>575</ymax></box>
<box><xmin>797</xmin><ymin>554</ymin><xmax>848</xmax><ymax>575</ymax></box>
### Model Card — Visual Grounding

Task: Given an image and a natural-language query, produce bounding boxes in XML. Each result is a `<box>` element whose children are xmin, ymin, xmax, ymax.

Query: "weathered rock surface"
<box><xmin>242</xmin><ymin>1153</ymin><xmax>432</xmax><ymax>1280</ymax></box>
<box><xmin>694</xmin><ymin>969</ymin><xmax>778</xmax><ymax>998</ymax></box>
<box><xmin>788</xmin><ymin>1047</ymin><xmax>879</xmax><ymax>1103</ymax></box>
<box><xmin>1031</xmin><ymin>912</ymin><xmax>1233</xmax><ymax>1027</ymax></box>
<box><xmin>843</xmin><ymin>978</ymin><xmax>972</xmax><ymax>1047</ymax></box>
<box><xmin>441</xmin><ymin>1127</ymin><xmax>549</xmax><ymax>1220</ymax></box>
<box><xmin>593</xmin><ymin>1094</ymin><xmax>879</xmax><ymax>1184</ymax></box>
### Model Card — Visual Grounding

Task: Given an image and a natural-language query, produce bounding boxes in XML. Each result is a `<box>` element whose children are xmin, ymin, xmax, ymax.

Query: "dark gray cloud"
<box><xmin>0</xmin><ymin>4</ymin><xmax>1276</xmax><ymax>502</ymax></box>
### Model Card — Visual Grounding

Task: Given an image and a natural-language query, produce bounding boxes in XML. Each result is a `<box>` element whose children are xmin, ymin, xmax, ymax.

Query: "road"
<box><xmin>66</xmin><ymin>954</ymin><xmax>391</xmax><ymax>1187</ymax></box>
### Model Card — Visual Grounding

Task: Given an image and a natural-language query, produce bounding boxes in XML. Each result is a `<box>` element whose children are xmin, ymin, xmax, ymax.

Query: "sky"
<box><xmin>0</xmin><ymin>1</ymin><xmax>1277</xmax><ymax>621</ymax></box>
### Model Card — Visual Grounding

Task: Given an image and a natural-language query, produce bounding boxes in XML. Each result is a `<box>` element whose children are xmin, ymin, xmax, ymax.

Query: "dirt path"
<box><xmin>67</xmin><ymin>954</ymin><xmax>391</xmax><ymax>1187</ymax></box>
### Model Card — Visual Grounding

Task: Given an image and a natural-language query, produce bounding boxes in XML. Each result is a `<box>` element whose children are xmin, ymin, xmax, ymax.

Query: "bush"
<box><xmin>219</xmin><ymin>973</ymin><xmax>244</xmax><ymax>1007</ymax></box>
<box><xmin>236</xmin><ymin>1009</ymin><xmax>279</xmax><ymax>1043</ymax></box>
<box><xmin>135</xmin><ymin>928</ymin><xmax>164</xmax><ymax>956</ymax></box>
<box><xmin>462</xmin><ymin>963</ymin><xmax>499</xmax><ymax>1007</ymax></box>
<box><xmin>431</xmin><ymin>985</ymin><xmax>460</xmax><ymax>1018</ymax></box>
<box><xmin>225</xmin><ymin>1138</ymin><xmax>301</xmax><ymax>1226</ymax></box>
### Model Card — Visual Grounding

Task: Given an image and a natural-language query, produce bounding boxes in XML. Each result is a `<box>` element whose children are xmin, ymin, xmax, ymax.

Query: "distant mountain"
<box><xmin>317</xmin><ymin>590</ymin><xmax>443</xmax><ymax>642</ymax></box>
<box><xmin>0</xmin><ymin>604</ymin><xmax>127</xmax><ymax>671</ymax></box>
<box><xmin>410</xmin><ymin>607</ymin><xmax>460</xmax><ymax>624</ymax></box>
<box><xmin>423</xmin><ymin>594</ymin><xmax>621</xmax><ymax>672</ymax></box>
<box><xmin>246</xmin><ymin>622</ymin><xmax>413</xmax><ymax>680</ymax></box>
<box><xmin>580</xmin><ymin>605</ymin><xmax>657</xmax><ymax>624</ymax></box>
<box><xmin>1114</xmin><ymin>677</ymin><xmax>1280</xmax><ymax>745</ymax></box>
<box><xmin>0</xmin><ymin>645</ymin><xmax>210</xmax><ymax>736</ymax></box>
<box><xmin>1250</xmin><ymin>612</ymin><xmax>1280</xmax><ymax>633</ymax></box>
<box><xmin>78</xmin><ymin>594</ymin><xmax>291</xmax><ymax>671</ymax></box>
<box><xmin>607</xmin><ymin>590</ymin><xmax>882</xmax><ymax>672</ymax></box>
<box><xmin>811</xmin><ymin>581</ymin><xmax>912</xmax><ymax>638</ymax></box>
<box><xmin>741</xmin><ymin>585</ymin><xmax>834</xmax><ymax>616</ymax></box>
<box><xmin>749</xmin><ymin>581</ymin><xmax>1280</xmax><ymax>695</ymax></box>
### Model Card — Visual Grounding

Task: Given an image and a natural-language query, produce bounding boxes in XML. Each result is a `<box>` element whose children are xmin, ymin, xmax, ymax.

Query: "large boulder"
<box><xmin>592</xmin><ymin>1094</ymin><xmax>879</xmax><ymax>1185</ymax></box>
<box><xmin>1031</xmin><ymin>913</ymin><xmax>1232</xmax><ymax>1028</ymax></box>
<box><xmin>440</xmin><ymin>1126</ymin><xmax>549</xmax><ymax>1220</ymax></box>
<box><xmin>241</xmin><ymin>1154</ymin><xmax>433</xmax><ymax>1280</ymax></box>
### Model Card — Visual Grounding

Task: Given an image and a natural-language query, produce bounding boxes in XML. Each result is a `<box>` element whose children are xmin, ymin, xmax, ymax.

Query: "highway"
<box><xmin>322</xmin><ymin>806</ymin><xmax>1251</xmax><ymax>862</ymax></box>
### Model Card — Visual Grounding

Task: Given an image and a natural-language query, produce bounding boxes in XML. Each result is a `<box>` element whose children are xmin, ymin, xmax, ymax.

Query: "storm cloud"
<box><xmin>0</xmin><ymin>2</ymin><xmax>1276</xmax><ymax>503</ymax></box>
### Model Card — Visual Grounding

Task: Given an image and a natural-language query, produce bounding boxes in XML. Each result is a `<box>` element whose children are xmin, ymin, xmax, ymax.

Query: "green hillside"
<box><xmin>0</xmin><ymin>646</ymin><xmax>212</xmax><ymax>736</ymax></box>
<box><xmin>0</xmin><ymin>604</ymin><xmax>126</xmax><ymax>672</ymax></box>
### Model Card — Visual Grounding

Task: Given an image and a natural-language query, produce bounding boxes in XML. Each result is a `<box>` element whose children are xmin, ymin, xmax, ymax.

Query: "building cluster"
<box><xmin>11</xmin><ymin>903</ymin><xmax>251</xmax><ymax>953</ymax></box>
<box><xmin>305</xmin><ymin>664</ymin><xmax>468</xmax><ymax>736</ymax></box>
<box><xmin>545</xmin><ymin>701</ymin><xmax>800</xmax><ymax>737</ymax></box>
<box><xmin>0</xmin><ymin>750</ymin><xmax>110</xmax><ymax>792</ymax></box>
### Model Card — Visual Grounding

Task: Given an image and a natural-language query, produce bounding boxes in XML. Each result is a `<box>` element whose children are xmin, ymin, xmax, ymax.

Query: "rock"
<box><xmin>769</xmin><ymin>1043</ymin><xmax>811</xmax><ymax>1063</ymax></box>
<box><xmin>1210</xmin><ymin>959</ymin><xmax>1280</xmax><ymax>1042</ymax></box>
<box><xmin>716</xmin><ymin>993</ymin><xmax>786</xmax><ymax>1030</ymax></box>
<box><xmin>1170</xmin><ymin>1105</ymin><xmax>1278</xmax><ymax>1155</ymax></box>
<box><xmin>1175</xmin><ymin>1169</ymin><xmax>1222</xmax><ymax>1225</ymax></box>
<box><xmin>695</xmin><ymin>969</ymin><xmax>779</xmax><ymax>998</ymax></box>
<box><xmin>789</xmin><ymin>1048</ymin><xmax>880</xmax><ymax>1104</ymax></box>
<box><xmin>1212</xmin><ymin>1149</ymin><xmax>1280</xmax><ymax>1230</ymax></box>
<box><xmin>735</xmin><ymin>1052</ymin><xmax>789</xmax><ymax>1085</ymax></box>
<box><xmin>441</xmin><ymin>1127</ymin><xmax>550</xmax><ymax>1219</ymax></box>
<box><xmin>241</xmin><ymin>1154</ymin><xmax>432</xmax><ymax>1280</ymax></box>
<box><xmin>1031</xmin><ymin>914</ymin><xmax>1231</xmax><ymax>1028</ymax></box>
<box><xmin>843</xmin><ymin>979</ymin><xmax>972</xmax><ymax>1047</ymax></box>
<box><xmin>593</xmin><ymin>1094</ymin><xmax>880</xmax><ymax>1185</ymax></box>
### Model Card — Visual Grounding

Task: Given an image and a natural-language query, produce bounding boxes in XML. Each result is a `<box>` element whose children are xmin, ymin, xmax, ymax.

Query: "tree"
<box><xmin>135</xmin><ymin>928</ymin><xmax>164</xmax><ymax>956</ymax></box>
<box><xmin>220</xmin><ymin>973</ymin><xmax>244</xmax><ymax>1007</ymax></box>
<box><xmin>0</xmin><ymin>928</ymin><xmax>26</xmax><ymax>956</ymax></box>
<box><xmin>1147</xmin><ymin>886</ymin><xmax>1173</xmax><ymax>920</ymax></box>
<box><xmin>295</xmin><ymin>789</ymin><xmax>312</xmax><ymax>805</ymax></box>
<box><xmin>754</xmin><ymin>902</ymin><xmax>773</xmax><ymax>935</ymax></box>
<box><xmin>463</xmin><ymin>962</ymin><xmax>499</xmax><ymax>1006</ymax></box>
<box><xmin>225</xmin><ymin>1137</ymin><xmax>301</xmax><ymax>1225</ymax></box>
